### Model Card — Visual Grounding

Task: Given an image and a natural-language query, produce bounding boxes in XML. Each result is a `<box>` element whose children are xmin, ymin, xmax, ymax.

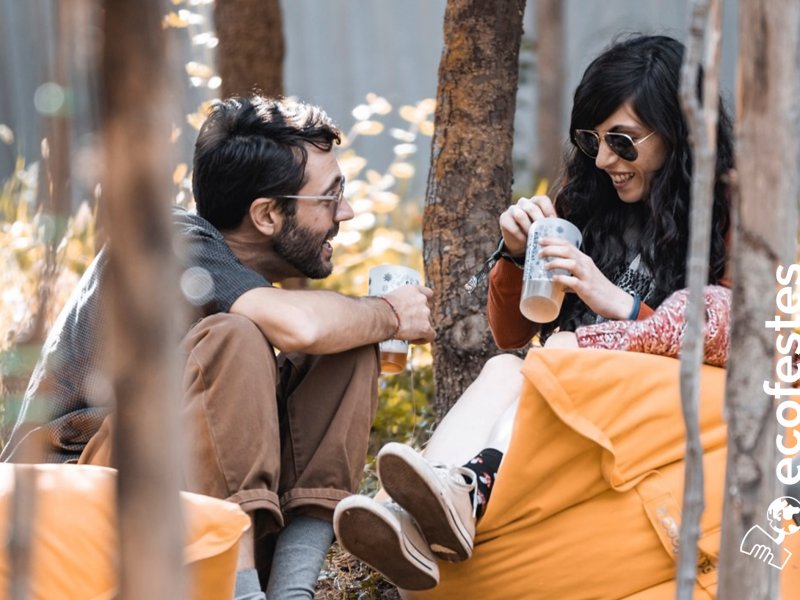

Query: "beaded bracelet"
<box><xmin>377</xmin><ymin>296</ymin><xmax>402</xmax><ymax>339</ymax></box>
<box><xmin>628</xmin><ymin>292</ymin><xmax>641</xmax><ymax>320</ymax></box>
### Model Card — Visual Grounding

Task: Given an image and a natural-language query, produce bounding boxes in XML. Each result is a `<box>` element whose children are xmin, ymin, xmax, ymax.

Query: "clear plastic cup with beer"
<box><xmin>519</xmin><ymin>217</ymin><xmax>582</xmax><ymax>323</ymax></box>
<box><xmin>368</xmin><ymin>265</ymin><xmax>421</xmax><ymax>374</ymax></box>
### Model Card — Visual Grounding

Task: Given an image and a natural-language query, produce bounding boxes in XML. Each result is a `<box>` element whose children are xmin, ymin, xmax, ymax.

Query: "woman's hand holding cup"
<box><xmin>498</xmin><ymin>195</ymin><xmax>557</xmax><ymax>257</ymax></box>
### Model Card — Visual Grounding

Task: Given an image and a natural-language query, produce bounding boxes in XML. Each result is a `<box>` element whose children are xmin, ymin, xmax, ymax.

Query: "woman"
<box><xmin>333</xmin><ymin>34</ymin><xmax>734</xmax><ymax>593</ymax></box>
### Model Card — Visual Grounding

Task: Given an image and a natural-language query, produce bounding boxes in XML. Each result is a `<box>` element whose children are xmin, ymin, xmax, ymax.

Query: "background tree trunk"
<box><xmin>214</xmin><ymin>0</ymin><xmax>284</xmax><ymax>98</ymax></box>
<box><xmin>102</xmin><ymin>0</ymin><xmax>185</xmax><ymax>598</ymax></box>
<box><xmin>533</xmin><ymin>0</ymin><xmax>564</xmax><ymax>186</ymax></box>
<box><xmin>717</xmin><ymin>0</ymin><xmax>800</xmax><ymax>596</ymax></box>
<box><xmin>424</xmin><ymin>0</ymin><xmax>526</xmax><ymax>415</ymax></box>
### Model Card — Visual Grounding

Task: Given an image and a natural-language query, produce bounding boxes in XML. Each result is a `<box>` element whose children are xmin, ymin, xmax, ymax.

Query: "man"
<box><xmin>1</xmin><ymin>96</ymin><xmax>435</xmax><ymax>599</ymax></box>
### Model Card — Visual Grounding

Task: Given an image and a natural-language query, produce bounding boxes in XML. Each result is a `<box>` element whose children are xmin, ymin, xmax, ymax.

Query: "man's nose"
<box><xmin>334</xmin><ymin>198</ymin><xmax>355</xmax><ymax>223</ymax></box>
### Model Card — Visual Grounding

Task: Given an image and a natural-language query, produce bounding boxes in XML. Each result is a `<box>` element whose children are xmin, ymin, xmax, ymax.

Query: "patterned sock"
<box><xmin>461</xmin><ymin>448</ymin><xmax>504</xmax><ymax>519</ymax></box>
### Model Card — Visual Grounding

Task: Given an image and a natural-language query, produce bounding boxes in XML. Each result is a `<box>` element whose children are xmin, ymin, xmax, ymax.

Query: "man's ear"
<box><xmin>249</xmin><ymin>197</ymin><xmax>282</xmax><ymax>236</ymax></box>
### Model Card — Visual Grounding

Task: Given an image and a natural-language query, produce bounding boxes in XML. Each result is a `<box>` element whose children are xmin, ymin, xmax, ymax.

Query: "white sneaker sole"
<box><xmin>333</xmin><ymin>495</ymin><xmax>439</xmax><ymax>590</ymax></box>
<box><xmin>378</xmin><ymin>443</ymin><xmax>474</xmax><ymax>562</ymax></box>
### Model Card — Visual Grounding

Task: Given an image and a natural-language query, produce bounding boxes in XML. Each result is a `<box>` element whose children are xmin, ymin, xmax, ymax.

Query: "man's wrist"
<box><xmin>376</xmin><ymin>296</ymin><xmax>401</xmax><ymax>339</ymax></box>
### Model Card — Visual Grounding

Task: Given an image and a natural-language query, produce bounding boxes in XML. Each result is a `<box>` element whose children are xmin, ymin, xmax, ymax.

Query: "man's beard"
<box><xmin>272</xmin><ymin>213</ymin><xmax>337</xmax><ymax>279</ymax></box>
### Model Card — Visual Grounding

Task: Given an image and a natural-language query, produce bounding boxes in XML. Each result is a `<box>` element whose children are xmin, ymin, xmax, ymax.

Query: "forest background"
<box><xmin>0</xmin><ymin>0</ymin><xmax>743</xmax><ymax>451</ymax></box>
<box><xmin>4</xmin><ymin>1</ymin><xmax>797</xmax><ymax>599</ymax></box>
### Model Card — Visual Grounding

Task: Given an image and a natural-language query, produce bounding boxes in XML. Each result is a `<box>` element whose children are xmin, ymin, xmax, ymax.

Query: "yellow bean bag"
<box><xmin>405</xmin><ymin>348</ymin><xmax>800</xmax><ymax>600</ymax></box>
<box><xmin>0</xmin><ymin>463</ymin><xmax>249</xmax><ymax>600</ymax></box>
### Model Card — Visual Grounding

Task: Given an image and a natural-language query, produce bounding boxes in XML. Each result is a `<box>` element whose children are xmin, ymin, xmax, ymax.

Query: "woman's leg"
<box><xmin>422</xmin><ymin>354</ymin><xmax>524</xmax><ymax>465</ymax></box>
<box><xmin>334</xmin><ymin>354</ymin><xmax>526</xmax><ymax>588</ymax></box>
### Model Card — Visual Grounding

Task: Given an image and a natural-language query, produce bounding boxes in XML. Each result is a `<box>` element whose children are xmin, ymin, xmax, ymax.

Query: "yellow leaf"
<box><xmin>349</xmin><ymin>213</ymin><xmax>377</xmax><ymax>231</ymax></box>
<box><xmin>185</xmin><ymin>61</ymin><xmax>214</xmax><ymax>79</ymax></box>
<box><xmin>173</xmin><ymin>163</ymin><xmax>188</xmax><ymax>186</ymax></box>
<box><xmin>178</xmin><ymin>9</ymin><xmax>205</xmax><ymax>25</ymax></box>
<box><xmin>366</xmin><ymin>169</ymin><xmax>382</xmax><ymax>185</ymax></box>
<box><xmin>338</xmin><ymin>154</ymin><xmax>367</xmax><ymax>179</ymax></box>
<box><xmin>399</xmin><ymin>105</ymin><xmax>419</xmax><ymax>123</ymax></box>
<box><xmin>350</xmin><ymin>197</ymin><xmax>374</xmax><ymax>213</ymax></box>
<box><xmin>186</xmin><ymin>101</ymin><xmax>213</xmax><ymax>131</ymax></box>
<box><xmin>352</xmin><ymin>120</ymin><xmax>384</xmax><ymax>136</ymax></box>
<box><xmin>418</xmin><ymin>98</ymin><xmax>436</xmax><ymax>114</ymax></box>
<box><xmin>393</xmin><ymin>143</ymin><xmax>417</xmax><ymax>156</ymax></box>
<box><xmin>333</xmin><ymin>230</ymin><xmax>362</xmax><ymax>247</ymax></box>
<box><xmin>367</xmin><ymin>94</ymin><xmax>392</xmax><ymax>115</ymax></box>
<box><xmin>389</xmin><ymin>162</ymin><xmax>415</xmax><ymax>179</ymax></box>
<box><xmin>371</xmin><ymin>191</ymin><xmax>400</xmax><ymax>213</ymax></box>
<box><xmin>162</xmin><ymin>11</ymin><xmax>189</xmax><ymax>28</ymax></box>
<box><xmin>171</xmin><ymin>124</ymin><xmax>182</xmax><ymax>143</ymax></box>
<box><xmin>0</xmin><ymin>124</ymin><xmax>14</xmax><ymax>145</ymax></box>
<box><xmin>352</xmin><ymin>104</ymin><xmax>372</xmax><ymax>121</ymax></box>
<box><xmin>187</xmin><ymin>111</ymin><xmax>205</xmax><ymax>130</ymax></box>
<box><xmin>390</xmin><ymin>128</ymin><xmax>415</xmax><ymax>142</ymax></box>
<box><xmin>419</xmin><ymin>120</ymin><xmax>435</xmax><ymax>136</ymax></box>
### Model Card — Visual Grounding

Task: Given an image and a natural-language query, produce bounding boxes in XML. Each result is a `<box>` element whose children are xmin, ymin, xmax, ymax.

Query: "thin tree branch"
<box><xmin>676</xmin><ymin>0</ymin><xmax>722</xmax><ymax>597</ymax></box>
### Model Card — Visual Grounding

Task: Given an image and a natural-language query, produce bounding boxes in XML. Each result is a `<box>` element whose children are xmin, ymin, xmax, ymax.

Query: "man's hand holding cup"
<box><xmin>369</xmin><ymin>265</ymin><xmax>434</xmax><ymax>373</ymax></box>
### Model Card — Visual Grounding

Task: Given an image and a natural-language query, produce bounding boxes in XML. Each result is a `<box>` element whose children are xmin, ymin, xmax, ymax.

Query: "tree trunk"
<box><xmin>214</xmin><ymin>0</ymin><xmax>284</xmax><ymax>98</ymax></box>
<box><xmin>676</xmin><ymin>0</ymin><xmax>722</xmax><ymax>597</ymax></box>
<box><xmin>424</xmin><ymin>0</ymin><xmax>526</xmax><ymax>415</ymax></box>
<box><xmin>533</xmin><ymin>0</ymin><xmax>563</xmax><ymax>186</ymax></box>
<box><xmin>102</xmin><ymin>1</ymin><xmax>185</xmax><ymax>598</ymax></box>
<box><xmin>717</xmin><ymin>1</ymin><xmax>800</xmax><ymax>597</ymax></box>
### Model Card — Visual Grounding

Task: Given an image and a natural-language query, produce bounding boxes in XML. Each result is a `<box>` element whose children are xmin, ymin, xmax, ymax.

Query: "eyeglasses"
<box><xmin>573</xmin><ymin>129</ymin><xmax>656</xmax><ymax>162</ymax></box>
<box><xmin>275</xmin><ymin>177</ymin><xmax>346</xmax><ymax>211</ymax></box>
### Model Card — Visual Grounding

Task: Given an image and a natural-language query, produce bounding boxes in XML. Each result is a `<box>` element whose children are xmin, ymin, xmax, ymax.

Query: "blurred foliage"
<box><xmin>319</xmin><ymin>94</ymin><xmax>438</xmax><ymax>495</ymax></box>
<box><xmin>0</xmin><ymin>92</ymin><xmax>437</xmax><ymax>464</ymax></box>
<box><xmin>3</xmin><ymin>4</ymin><xmax>433</xmax><ymax>595</ymax></box>
<box><xmin>0</xmin><ymin>139</ymin><xmax>98</xmax><ymax>438</ymax></box>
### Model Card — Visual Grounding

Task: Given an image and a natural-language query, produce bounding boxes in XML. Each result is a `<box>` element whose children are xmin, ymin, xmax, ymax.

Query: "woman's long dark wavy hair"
<box><xmin>543</xmin><ymin>34</ymin><xmax>734</xmax><ymax>340</ymax></box>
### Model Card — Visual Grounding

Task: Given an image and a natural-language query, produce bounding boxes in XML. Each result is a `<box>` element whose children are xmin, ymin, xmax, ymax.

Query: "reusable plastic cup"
<box><xmin>368</xmin><ymin>265</ymin><xmax>421</xmax><ymax>374</ymax></box>
<box><xmin>519</xmin><ymin>217</ymin><xmax>582</xmax><ymax>323</ymax></box>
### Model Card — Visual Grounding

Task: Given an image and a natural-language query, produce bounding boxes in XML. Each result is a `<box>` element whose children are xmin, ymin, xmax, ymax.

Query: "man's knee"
<box><xmin>190</xmin><ymin>312</ymin><xmax>270</xmax><ymax>349</ymax></box>
<box><xmin>185</xmin><ymin>313</ymin><xmax>275</xmax><ymax>366</ymax></box>
<box><xmin>344</xmin><ymin>344</ymin><xmax>380</xmax><ymax>372</ymax></box>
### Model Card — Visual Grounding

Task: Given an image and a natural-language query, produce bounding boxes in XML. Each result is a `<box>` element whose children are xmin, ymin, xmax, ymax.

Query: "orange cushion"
<box><xmin>0</xmin><ymin>463</ymin><xmax>249</xmax><ymax>600</ymax></box>
<box><xmin>404</xmin><ymin>349</ymin><xmax>799</xmax><ymax>599</ymax></box>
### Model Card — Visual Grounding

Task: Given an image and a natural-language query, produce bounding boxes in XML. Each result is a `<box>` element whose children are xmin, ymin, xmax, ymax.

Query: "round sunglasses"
<box><xmin>573</xmin><ymin>129</ymin><xmax>656</xmax><ymax>162</ymax></box>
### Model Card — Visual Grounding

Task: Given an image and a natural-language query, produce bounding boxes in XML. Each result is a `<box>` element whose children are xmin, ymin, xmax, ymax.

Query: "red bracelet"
<box><xmin>377</xmin><ymin>296</ymin><xmax>401</xmax><ymax>339</ymax></box>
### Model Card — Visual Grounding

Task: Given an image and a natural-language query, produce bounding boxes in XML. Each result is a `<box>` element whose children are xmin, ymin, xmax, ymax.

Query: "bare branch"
<box><xmin>676</xmin><ymin>0</ymin><xmax>722</xmax><ymax>597</ymax></box>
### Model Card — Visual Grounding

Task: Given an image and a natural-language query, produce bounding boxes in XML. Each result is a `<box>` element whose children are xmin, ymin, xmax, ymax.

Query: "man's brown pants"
<box><xmin>81</xmin><ymin>313</ymin><xmax>380</xmax><ymax>533</ymax></box>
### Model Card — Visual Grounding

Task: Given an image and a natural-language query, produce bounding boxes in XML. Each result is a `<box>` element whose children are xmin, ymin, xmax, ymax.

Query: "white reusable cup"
<box><xmin>519</xmin><ymin>217</ymin><xmax>582</xmax><ymax>323</ymax></box>
<box><xmin>368</xmin><ymin>265</ymin><xmax>421</xmax><ymax>374</ymax></box>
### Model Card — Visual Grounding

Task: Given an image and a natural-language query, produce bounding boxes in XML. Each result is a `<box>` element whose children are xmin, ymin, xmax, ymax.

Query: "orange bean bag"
<box><xmin>405</xmin><ymin>348</ymin><xmax>800</xmax><ymax>599</ymax></box>
<box><xmin>0</xmin><ymin>463</ymin><xmax>250</xmax><ymax>600</ymax></box>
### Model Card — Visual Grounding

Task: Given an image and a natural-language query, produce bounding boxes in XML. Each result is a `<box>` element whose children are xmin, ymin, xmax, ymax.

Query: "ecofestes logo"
<box><xmin>740</xmin><ymin>264</ymin><xmax>800</xmax><ymax>569</ymax></box>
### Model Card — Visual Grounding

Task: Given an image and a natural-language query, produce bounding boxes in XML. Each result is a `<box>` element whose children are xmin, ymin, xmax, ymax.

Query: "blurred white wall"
<box><xmin>0</xmin><ymin>0</ymin><xmax>740</xmax><ymax>204</ymax></box>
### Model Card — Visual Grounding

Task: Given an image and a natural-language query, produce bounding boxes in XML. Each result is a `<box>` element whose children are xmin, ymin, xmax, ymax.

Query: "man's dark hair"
<box><xmin>192</xmin><ymin>96</ymin><xmax>342</xmax><ymax>230</ymax></box>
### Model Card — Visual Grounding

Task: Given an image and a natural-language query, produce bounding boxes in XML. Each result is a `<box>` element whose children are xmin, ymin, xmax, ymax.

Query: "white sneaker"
<box><xmin>377</xmin><ymin>442</ymin><xmax>477</xmax><ymax>562</ymax></box>
<box><xmin>333</xmin><ymin>495</ymin><xmax>439</xmax><ymax>590</ymax></box>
